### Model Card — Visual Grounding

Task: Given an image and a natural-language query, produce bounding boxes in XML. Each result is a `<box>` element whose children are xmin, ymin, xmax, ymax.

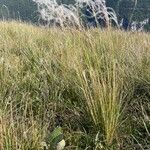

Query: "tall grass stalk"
<box><xmin>74</xmin><ymin>46</ymin><xmax>124</xmax><ymax>145</ymax></box>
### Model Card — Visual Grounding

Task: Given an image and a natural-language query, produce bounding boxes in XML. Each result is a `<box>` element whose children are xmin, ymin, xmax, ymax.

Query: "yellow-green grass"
<box><xmin>0</xmin><ymin>21</ymin><xmax>150</xmax><ymax>149</ymax></box>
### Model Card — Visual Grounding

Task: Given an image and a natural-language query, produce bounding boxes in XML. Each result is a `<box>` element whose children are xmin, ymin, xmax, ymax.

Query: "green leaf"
<box><xmin>47</xmin><ymin>127</ymin><xmax>63</xmax><ymax>146</ymax></box>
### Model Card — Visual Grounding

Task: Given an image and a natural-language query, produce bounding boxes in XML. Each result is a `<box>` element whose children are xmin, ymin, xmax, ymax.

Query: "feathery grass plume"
<box><xmin>130</xmin><ymin>19</ymin><xmax>149</xmax><ymax>32</ymax></box>
<box><xmin>33</xmin><ymin>0</ymin><xmax>118</xmax><ymax>28</ymax></box>
<box><xmin>32</xmin><ymin>0</ymin><xmax>81</xmax><ymax>27</ymax></box>
<box><xmin>75</xmin><ymin>0</ymin><xmax>118</xmax><ymax>27</ymax></box>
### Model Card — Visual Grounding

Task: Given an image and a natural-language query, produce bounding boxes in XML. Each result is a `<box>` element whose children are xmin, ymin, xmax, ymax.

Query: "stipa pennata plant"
<box><xmin>76</xmin><ymin>0</ymin><xmax>118</xmax><ymax>27</ymax></box>
<box><xmin>130</xmin><ymin>19</ymin><xmax>149</xmax><ymax>32</ymax></box>
<box><xmin>33</xmin><ymin>0</ymin><xmax>118</xmax><ymax>28</ymax></box>
<box><xmin>32</xmin><ymin>0</ymin><xmax>81</xmax><ymax>27</ymax></box>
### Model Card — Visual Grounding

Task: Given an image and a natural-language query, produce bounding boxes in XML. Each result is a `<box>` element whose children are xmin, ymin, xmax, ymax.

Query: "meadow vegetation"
<box><xmin>0</xmin><ymin>21</ymin><xmax>150</xmax><ymax>149</ymax></box>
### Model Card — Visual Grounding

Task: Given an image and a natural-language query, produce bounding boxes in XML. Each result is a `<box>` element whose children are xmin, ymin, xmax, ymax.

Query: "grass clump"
<box><xmin>0</xmin><ymin>21</ymin><xmax>150</xmax><ymax>149</ymax></box>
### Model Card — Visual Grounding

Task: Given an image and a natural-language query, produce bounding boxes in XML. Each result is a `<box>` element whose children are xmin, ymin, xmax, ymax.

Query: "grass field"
<box><xmin>0</xmin><ymin>21</ymin><xmax>150</xmax><ymax>150</ymax></box>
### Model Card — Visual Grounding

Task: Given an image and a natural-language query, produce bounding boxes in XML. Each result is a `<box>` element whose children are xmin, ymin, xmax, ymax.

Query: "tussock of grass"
<box><xmin>0</xmin><ymin>21</ymin><xmax>150</xmax><ymax>149</ymax></box>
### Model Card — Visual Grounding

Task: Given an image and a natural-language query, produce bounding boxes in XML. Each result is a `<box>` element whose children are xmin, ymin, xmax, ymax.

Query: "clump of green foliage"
<box><xmin>0</xmin><ymin>21</ymin><xmax>150</xmax><ymax>149</ymax></box>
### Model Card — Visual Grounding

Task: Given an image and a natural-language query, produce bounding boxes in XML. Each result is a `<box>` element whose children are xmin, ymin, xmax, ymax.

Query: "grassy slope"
<box><xmin>0</xmin><ymin>21</ymin><xmax>150</xmax><ymax>150</ymax></box>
